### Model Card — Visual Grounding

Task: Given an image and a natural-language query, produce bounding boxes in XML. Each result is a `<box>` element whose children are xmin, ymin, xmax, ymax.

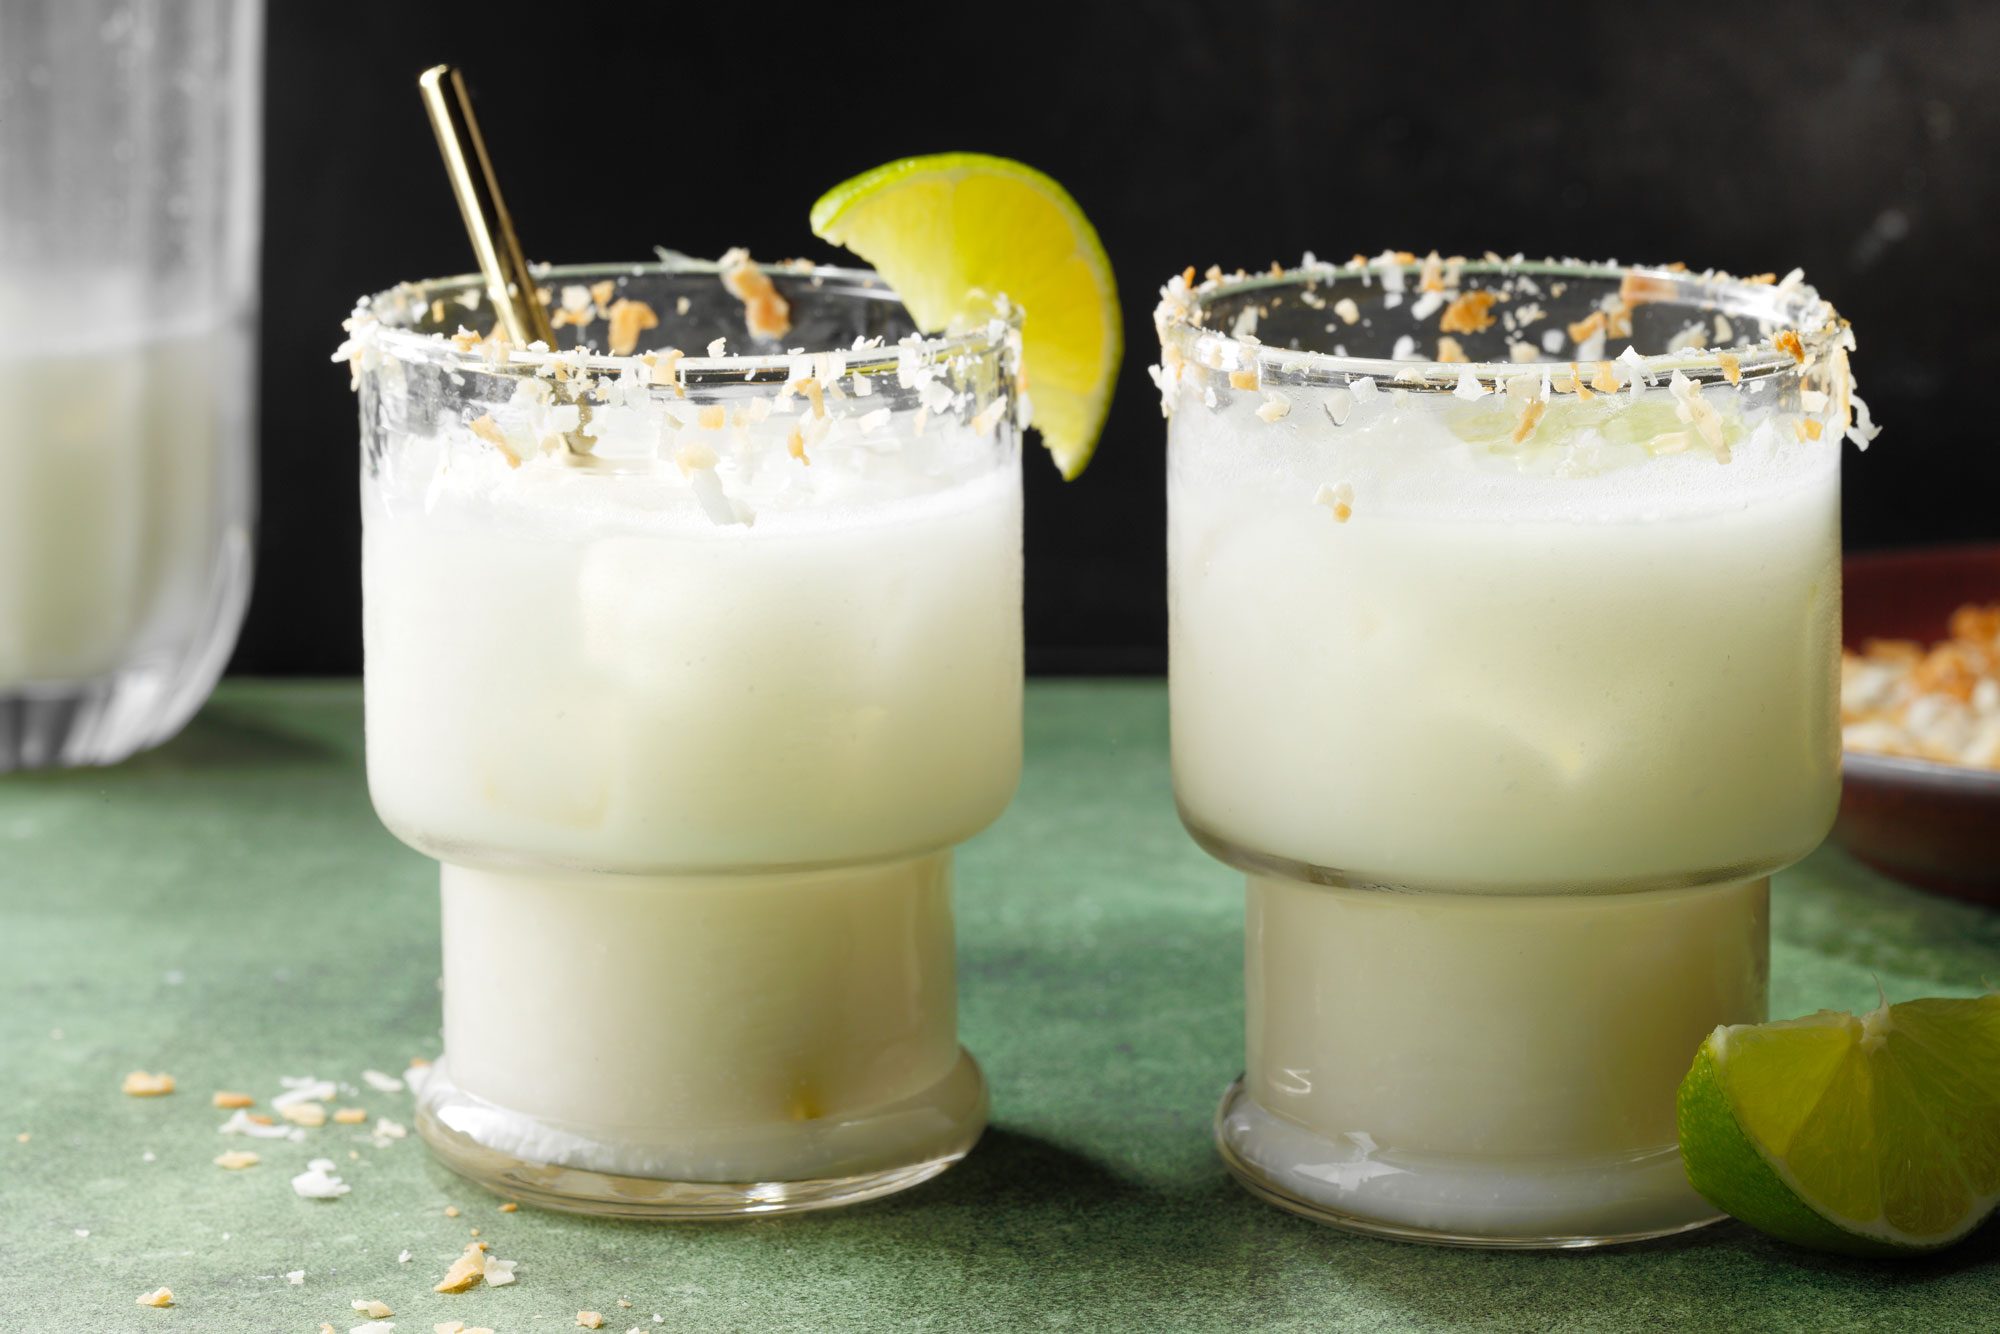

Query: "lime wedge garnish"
<box><xmin>809</xmin><ymin>153</ymin><xmax>1121</xmax><ymax>479</ymax></box>
<box><xmin>1678</xmin><ymin>994</ymin><xmax>2000</xmax><ymax>1255</ymax></box>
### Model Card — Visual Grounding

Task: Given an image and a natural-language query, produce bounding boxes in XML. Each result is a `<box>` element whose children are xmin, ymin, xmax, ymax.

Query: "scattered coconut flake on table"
<box><xmin>291</xmin><ymin>1158</ymin><xmax>351</xmax><ymax>1199</ymax></box>
<box><xmin>350</xmin><ymin>1322</ymin><xmax>394</xmax><ymax>1334</ymax></box>
<box><xmin>219</xmin><ymin>1108</ymin><xmax>296</xmax><ymax>1139</ymax></box>
<box><xmin>433</xmin><ymin>1244</ymin><xmax>486</xmax><ymax>1293</ymax></box>
<box><xmin>136</xmin><ymin>1287</ymin><xmax>174</xmax><ymax>1307</ymax></box>
<box><xmin>122</xmin><ymin>1071</ymin><xmax>175</xmax><ymax>1097</ymax></box>
<box><xmin>213</xmin><ymin>1150</ymin><xmax>260</xmax><ymax>1170</ymax></box>
<box><xmin>274</xmin><ymin>1078</ymin><xmax>337</xmax><ymax>1108</ymax></box>
<box><xmin>353</xmin><ymin>1299</ymin><xmax>394</xmax><ymax>1318</ymax></box>
<box><xmin>579</xmin><ymin>1314</ymin><xmax>606</xmax><ymax>1330</ymax></box>
<box><xmin>286</xmin><ymin>1270</ymin><xmax>305</xmax><ymax>1285</ymax></box>
<box><xmin>212</xmin><ymin>1090</ymin><xmax>254</xmax><ymax>1108</ymax></box>
<box><xmin>398</xmin><ymin>1249</ymin><xmax>411</xmax><ymax>1264</ymax></box>
<box><xmin>482</xmin><ymin>1254</ymin><xmax>518</xmax><ymax>1287</ymax></box>
<box><xmin>361</xmin><ymin>1070</ymin><xmax>405</xmax><ymax>1094</ymax></box>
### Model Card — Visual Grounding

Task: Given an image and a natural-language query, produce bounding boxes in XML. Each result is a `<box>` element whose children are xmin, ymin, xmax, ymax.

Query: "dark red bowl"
<box><xmin>1836</xmin><ymin>543</ymin><xmax>2000</xmax><ymax>905</ymax></box>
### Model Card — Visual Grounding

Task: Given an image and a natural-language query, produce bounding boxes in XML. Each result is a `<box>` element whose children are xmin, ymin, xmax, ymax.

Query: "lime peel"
<box><xmin>809</xmin><ymin>153</ymin><xmax>1120</xmax><ymax>479</ymax></box>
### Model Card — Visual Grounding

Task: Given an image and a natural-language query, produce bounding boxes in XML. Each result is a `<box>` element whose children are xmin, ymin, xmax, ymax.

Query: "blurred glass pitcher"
<box><xmin>0</xmin><ymin>0</ymin><xmax>261</xmax><ymax>769</ymax></box>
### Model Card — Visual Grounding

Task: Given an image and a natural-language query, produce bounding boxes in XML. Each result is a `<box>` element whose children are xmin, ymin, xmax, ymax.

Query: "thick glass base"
<box><xmin>415</xmin><ymin>1048</ymin><xmax>987</xmax><ymax>1219</ymax></box>
<box><xmin>1215</xmin><ymin>1078</ymin><xmax>1722</xmax><ymax>1248</ymax></box>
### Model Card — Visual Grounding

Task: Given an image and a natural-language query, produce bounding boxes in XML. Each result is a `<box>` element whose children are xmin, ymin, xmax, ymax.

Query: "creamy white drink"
<box><xmin>0</xmin><ymin>320</ymin><xmax>249</xmax><ymax>755</ymax></box>
<box><xmin>346</xmin><ymin>262</ymin><xmax>1023</xmax><ymax>1213</ymax></box>
<box><xmin>1157</xmin><ymin>256</ymin><xmax>1870</xmax><ymax>1244</ymax></box>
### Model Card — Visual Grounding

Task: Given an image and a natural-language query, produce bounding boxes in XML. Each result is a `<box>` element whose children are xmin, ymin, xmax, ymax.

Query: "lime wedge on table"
<box><xmin>809</xmin><ymin>153</ymin><xmax>1120</xmax><ymax>479</ymax></box>
<box><xmin>1677</xmin><ymin>994</ymin><xmax>2000</xmax><ymax>1256</ymax></box>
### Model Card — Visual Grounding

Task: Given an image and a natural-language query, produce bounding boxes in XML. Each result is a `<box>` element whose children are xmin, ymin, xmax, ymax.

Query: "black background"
<box><xmin>240</xmin><ymin>0</ymin><xmax>2000</xmax><ymax>675</ymax></box>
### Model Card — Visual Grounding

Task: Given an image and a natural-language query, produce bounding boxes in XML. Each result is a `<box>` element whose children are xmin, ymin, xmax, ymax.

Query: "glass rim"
<box><xmin>349</xmin><ymin>258</ymin><xmax>1020</xmax><ymax>386</ymax></box>
<box><xmin>1154</xmin><ymin>255</ymin><xmax>1848</xmax><ymax>393</ymax></box>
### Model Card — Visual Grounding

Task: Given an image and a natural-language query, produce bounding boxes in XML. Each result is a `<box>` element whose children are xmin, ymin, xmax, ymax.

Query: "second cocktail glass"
<box><xmin>1157</xmin><ymin>255</ymin><xmax>1868</xmax><ymax>1246</ymax></box>
<box><xmin>343</xmin><ymin>260</ymin><xmax>1023</xmax><ymax>1216</ymax></box>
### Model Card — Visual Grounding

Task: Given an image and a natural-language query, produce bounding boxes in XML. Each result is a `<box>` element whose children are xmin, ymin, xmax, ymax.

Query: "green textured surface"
<box><xmin>2</xmin><ymin>680</ymin><xmax>1997</xmax><ymax>1333</ymax></box>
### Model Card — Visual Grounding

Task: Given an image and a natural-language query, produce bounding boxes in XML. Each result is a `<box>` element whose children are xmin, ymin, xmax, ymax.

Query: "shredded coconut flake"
<box><xmin>291</xmin><ymin>1159</ymin><xmax>351</xmax><ymax>1200</ymax></box>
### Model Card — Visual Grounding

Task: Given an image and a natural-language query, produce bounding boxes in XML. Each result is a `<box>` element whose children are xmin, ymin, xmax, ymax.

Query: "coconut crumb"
<box><xmin>1589</xmin><ymin>362</ymin><xmax>1620</xmax><ymax>395</ymax></box>
<box><xmin>1451</xmin><ymin>371</ymin><xmax>1488</xmax><ymax>401</ymax></box>
<box><xmin>1438</xmin><ymin>290</ymin><xmax>1499</xmax><ymax>335</ymax></box>
<box><xmin>579</xmin><ymin>1314</ymin><xmax>607</xmax><ymax>1329</ymax></box>
<box><xmin>213</xmin><ymin>1150</ymin><xmax>260</xmax><ymax>1170</ymax></box>
<box><xmin>1773</xmin><ymin>329</ymin><xmax>1806</xmax><ymax>363</ymax></box>
<box><xmin>720</xmin><ymin>248</ymin><xmax>793</xmax><ymax>340</ymax></box>
<box><xmin>1227</xmin><ymin>367</ymin><xmax>1258</xmax><ymax>391</ymax></box>
<box><xmin>1313</xmin><ymin>481</ymin><xmax>1354</xmax><ymax>523</ymax></box>
<box><xmin>1717</xmin><ymin>352</ymin><xmax>1742</xmax><ymax>385</ymax></box>
<box><xmin>136</xmin><ymin>1287</ymin><xmax>174</xmax><ymax>1307</ymax></box>
<box><xmin>291</xmin><ymin>1159</ymin><xmax>350</xmax><ymax>1199</ymax></box>
<box><xmin>1844</xmin><ymin>605</ymin><xmax>2000</xmax><ymax>767</ymax></box>
<box><xmin>280</xmin><ymin>1102</ymin><xmax>328</xmax><ymax>1128</ymax></box>
<box><xmin>123</xmin><ymin>1072</ymin><xmax>175</xmax><ymax>1097</ymax></box>
<box><xmin>211</xmin><ymin>1091</ymin><xmax>254</xmax><ymax>1109</ymax></box>
<box><xmin>466</xmin><ymin>414</ymin><xmax>520</xmax><ymax>468</ymax></box>
<box><xmin>433</xmin><ymin>1244</ymin><xmax>486</xmax><ymax>1293</ymax></box>
<box><xmin>333</xmin><ymin>1107</ymin><xmax>367</xmax><ymax>1125</ymax></box>
<box><xmin>1332</xmin><ymin>297</ymin><xmax>1361</xmax><ymax>325</ymax></box>
<box><xmin>498</xmin><ymin>1202</ymin><xmax>518</xmax><ymax>1213</ymax></box>
<box><xmin>971</xmin><ymin>398</ymin><xmax>1008</xmax><ymax>436</ymax></box>
<box><xmin>551</xmin><ymin>285</ymin><xmax>595</xmax><ymax>331</ymax></box>
<box><xmin>444</xmin><ymin>1205</ymin><xmax>461</xmax><ymax>1218</ymax></box>
<box><xmin>1256</xmin><ymin>393</ymin><xmax>1291</xmax><ymax>422</ymax></box>
<box><xmin>605</xmin><ymin>299</ymin><xmax>660</xmax><ymax>356</ymax></box>
<box><xmin>353</xmin><ymin>1300</ymin><xmax>394</xmax><ymax>1319</ymax></box>
<box><xmin>1511</xmin><ymin>398</ymin><xmax>1547</xmax><ymax>444</ymax></box>
<box><xmin>1435</xmin><ymin>336</ymin><xmax>1468</xmax><ymax>363</ymax></box>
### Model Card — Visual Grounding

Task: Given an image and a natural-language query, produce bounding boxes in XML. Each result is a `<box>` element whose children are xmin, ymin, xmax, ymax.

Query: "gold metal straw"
<box><xmin>417</xmin><ymin>64</ymin><xmax>554</xmax><ymax>348</ymax></box>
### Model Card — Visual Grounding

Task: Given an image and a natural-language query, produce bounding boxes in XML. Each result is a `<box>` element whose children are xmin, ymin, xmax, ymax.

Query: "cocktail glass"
<box><xmin>1156</xmin><ymin>255</ymin><xmax>1866</xmax><ymax>1246</ymax></box>
<box><xmin>342</xmin><ymin>261</ymin><xmax>1023</xmax><ymax>1216</ymax></box>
